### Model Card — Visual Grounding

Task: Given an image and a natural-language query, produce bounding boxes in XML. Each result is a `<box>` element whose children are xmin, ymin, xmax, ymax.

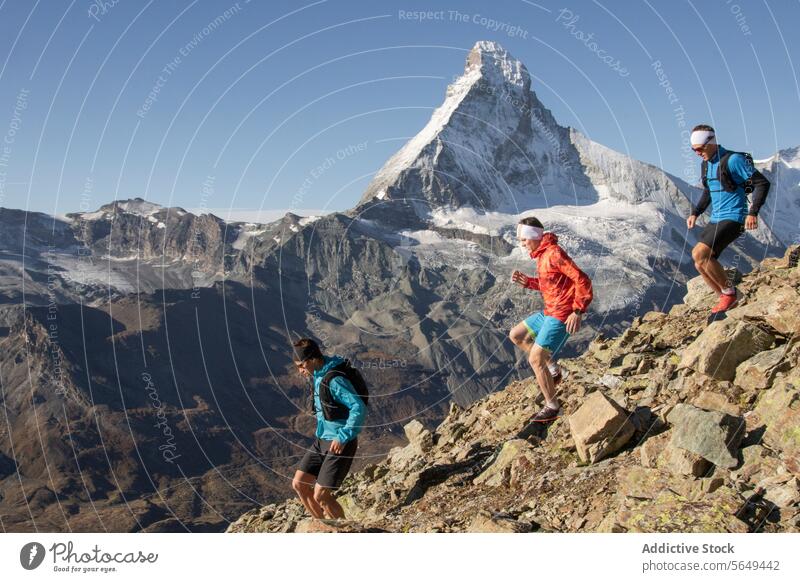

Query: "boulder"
<box><xmin>756</xmin><ymin>476</ymin><xmax>800</xmax><ymax>509</ymax></box>
<box><xmin>750</xmin><ymin>372</ymin><xmax>800</xmax><ymax>457</ymax></box>
<box><xmin>752</xmin><ymin>374</ymin><xmax>800</xmax><ymax>428</ymax></box>
<box><xmin>667</xmin><ymin>404</ymin><xmax>745</xmax><ymax>469</ymax></box>
<box><xmin>656</xmin><ymin>441</ymin><xmax>712</xmax><ymax>477</ymax></box>
<box><xmin>692</xmin><ymin>391</ymin><xmax>741</xmax><ymax>417</ymax></box>
<box><xmin>387</xmin><ymin>420</ymin><xmax>435</xmax><ymax>469</ymax></box>
<box><xmin>568</xmin><ymin>391</ymin><xmax>636</xmax><ymax>464</ymax></box>
<box><xmin>735</xmin><ymin>347</ymin><xmax>791</xmax><ymax>392</ymax></box>
<box><xmin>727</xmin><ymin>285</ymin><xmax>800</xmax><ymax>336</ymax></box>
<box><xmin>680</xmin><ymin>319</ymin><xmax>774</xmax><ymax>381</ymax></box>
<box><xmin>763</xmin><ymin>406</ymin><xmax>800</xmax><ymax>457</ymax></box>
<box><xmin>683</xmin><ymin>269</ymin><xmax>741</xmax><ymax>307</ymax></box>
<box><xmin>403</xmin><ymin>419</ymin><xmax>434</xmax><ymax>452</ymax></box>
<box><xmin>473</xmin><ymin>439</ymin><xmax>537</xmax><ymax>487</ymax></box>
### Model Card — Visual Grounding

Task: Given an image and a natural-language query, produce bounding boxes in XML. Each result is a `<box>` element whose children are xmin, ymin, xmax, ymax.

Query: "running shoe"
<box><xmin>531</xmin><ymin>405</ymin><xmax>561</xmax><ymax>423</ymax></box>
<box><xmin>711</xmin><ymin>292</ymin><xmax>739</xmax><ymax>313</ymax></box>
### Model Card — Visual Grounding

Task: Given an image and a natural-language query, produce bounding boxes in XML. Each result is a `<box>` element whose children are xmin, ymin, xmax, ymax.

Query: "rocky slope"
<box><xmin>227</xmin><ymin>246</ymin><xmax>799</xmax><ymax>533</ymax></box>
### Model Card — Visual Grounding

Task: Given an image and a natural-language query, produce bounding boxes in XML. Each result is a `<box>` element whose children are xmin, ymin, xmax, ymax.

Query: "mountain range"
<box><xmin>0</xmin><ymin>40</ymin><xmax>791</xmax><ymax>532</ymax></box>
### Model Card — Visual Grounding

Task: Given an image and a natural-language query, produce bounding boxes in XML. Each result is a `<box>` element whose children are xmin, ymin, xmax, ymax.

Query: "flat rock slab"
<box><xmin>667</xmin><ymin>404</ymin><xmax>745</xmax><ymax>469</ymax></box>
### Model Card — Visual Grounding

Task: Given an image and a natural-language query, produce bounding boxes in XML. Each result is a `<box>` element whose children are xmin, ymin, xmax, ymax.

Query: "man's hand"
<box><xmin>745</xmin><ymin>215</ymin><xmax>758</xmax><ymax>230</ymax></box>
<box><xmin>566</xmin><ymin>312</ymin><xmax>582</xmax><ymax>334</ymax></box>
<box><xmin>329</xmin><ymin>439</ymin><xmax>344</xmax><ymax>455</ymax></box>
<box><xmin>511</xmin><ymin>270</ymin><xmax>529</xmax><ymax>287</ymax></box>
<box><xmin>686</xmin><ymin>215</ymin><xmax>697</xmax><ymax>229</ymax></box>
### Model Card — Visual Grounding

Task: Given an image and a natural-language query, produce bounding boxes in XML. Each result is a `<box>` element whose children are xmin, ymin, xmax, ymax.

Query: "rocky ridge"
<box><xmin>228</xmin><ymin>246</ymin><xmax>799</xmax><ymax>533</ymax></box>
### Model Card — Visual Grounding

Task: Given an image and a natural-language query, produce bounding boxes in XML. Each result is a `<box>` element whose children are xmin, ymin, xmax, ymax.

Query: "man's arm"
<box><xmin>555</xmin><ymin>251</ymin><xmax>593</xmax><ymax>313</ymax></box>
<box><xmin>691</xmin><ymin>187</ymin><xmax>711</xmax><ymax>217</ymax></box>
<box><xmin>329</xmin><ymin>377</ymin><xmax>366</xmax><ymax>445</ymax></box>
<box><xmin>525</xmin><ymin>277</ymin><xmax>540</xmax><ymax>291</ymax></box>
<box><xmin>747</xmin><ymin>171</ymin><xmax>770</xmax><ymax>216</ymax></box>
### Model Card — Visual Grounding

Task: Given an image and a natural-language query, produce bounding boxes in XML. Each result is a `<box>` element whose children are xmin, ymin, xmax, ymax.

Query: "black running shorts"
<box><xmin>297</xmin><ymin>438</ymin><xmax>358</xmax><ymax>490</ymax></box>
<box><xmin>697</xmin><ymin>220</ymin><xmax>744</xmax><ymax>258</ymax></box>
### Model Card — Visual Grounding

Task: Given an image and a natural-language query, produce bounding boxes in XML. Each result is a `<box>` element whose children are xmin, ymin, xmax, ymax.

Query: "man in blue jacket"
<box><xmin>687</xmin><ymin>124</ymin><xmax>770</xmax><ymax>313</ymax></box>
<box><xmin>291</xmin><ymin>338</ymin><xmax>366</xmax><ymax>519</ymax></box>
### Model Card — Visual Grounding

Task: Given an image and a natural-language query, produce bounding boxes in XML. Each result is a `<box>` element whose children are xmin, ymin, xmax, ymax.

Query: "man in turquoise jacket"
<box><xmin>291</xmin><ymin>338</ymin><xmax>366</xmax><ymax>519</ymax></box>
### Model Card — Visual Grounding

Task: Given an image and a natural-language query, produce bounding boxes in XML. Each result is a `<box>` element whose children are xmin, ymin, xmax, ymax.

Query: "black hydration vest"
<box><xmin>313</xmin><ymin>360</ymin><xmax>369</xmax><ymax>421</ymax></box>
<box><xmin>701</xmin><ymin>151</ymin><xmax>756</xmax><ymax>194</ymax></box>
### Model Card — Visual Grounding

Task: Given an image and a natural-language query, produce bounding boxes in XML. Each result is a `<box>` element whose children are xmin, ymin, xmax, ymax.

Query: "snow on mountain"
<box><xmin>755</xmin><ymin>146</ymin><xmax>800</xmax><ymax>247</ymax></box>
<box><xmin>354</xmin><ymin>40</ymin><xmax>786</xmax><ymax>321</ymax></box>
<box><xmin>359</xmin><ymin>40</ymin><xmax>592</xmax><ymax>212</ymax></box>
<box><xmin>70</xmin><ymin>197</ymin><xmax>182</xmax><ymax>221</ymax></box>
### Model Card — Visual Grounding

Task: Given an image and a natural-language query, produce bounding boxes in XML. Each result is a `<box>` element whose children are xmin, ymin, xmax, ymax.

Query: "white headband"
<box><xmin>690</xmin><ymin>130</ymin><xmax>716</xmax><ymax>146</ymax></box>
<box><xmin>517</xmin><ymin>224</ymin><xmax>544</xmax><ymax>240</ymax></box>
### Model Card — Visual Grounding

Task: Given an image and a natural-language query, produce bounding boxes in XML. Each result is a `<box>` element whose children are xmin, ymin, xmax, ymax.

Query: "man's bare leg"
<box><xmin>703</xmin><ymin>254</ymin><xmax>733</xmax><ymax>290</ymax></box>
<box><xmin>313</xmin><ymin>484</ymin><xmax>345</xmax><ymax>519</ymax></box>
<box><xmin>692</xmin><ymin>243</ymin><xmax>724</xmax><ymax>294</ymax></box>
<box><xmin>511</xmin><ymin>322</ymin><xmax>558</xmax><ymax>379</ymax></box>
<box><xmin>529</xmin><ymin>344</ymin><xmax>557</xmax><ymax>409</ymax></box>
<box><xmin>509</xmin><ymin>322</ymin><xmax>534</xmax><ymax>354</ymax></box>
<box><xmin>292</xmin><ymin>471</ymin><xmax>324</xmax><ymax>518</ymax></box>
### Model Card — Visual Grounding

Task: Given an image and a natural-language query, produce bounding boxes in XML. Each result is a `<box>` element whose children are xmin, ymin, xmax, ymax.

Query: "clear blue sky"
<box><xmin>1</xmin><ymin>0</ymin><xmax>797</xmax><ymax>216</ymax></box>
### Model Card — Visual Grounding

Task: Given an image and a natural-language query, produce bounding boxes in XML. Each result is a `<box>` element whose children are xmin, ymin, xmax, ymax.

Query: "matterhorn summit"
<box><xmin>359</xmin><ymin>41</ymin><xmax>591</xmax><ymax>212</ymax></box>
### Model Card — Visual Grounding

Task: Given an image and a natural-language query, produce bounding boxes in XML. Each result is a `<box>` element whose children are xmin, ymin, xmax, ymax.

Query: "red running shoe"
<box><xmin>711</xmin><ymin>292</ymin><xmax>739</xmax><ymax>313</ymax></box>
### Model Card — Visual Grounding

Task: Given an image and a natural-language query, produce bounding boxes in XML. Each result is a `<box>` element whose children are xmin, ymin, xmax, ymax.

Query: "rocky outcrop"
<box><xmin>568</xmin><ymin>391</ymin><xmax>635</xmax><ymax>464</ymax></box>
<box><xmin>228</xmin><ymin>246</ymin><xmax>800</xmax><ymax>534</ymax></box>
<box><xmin>680</xmin><ymin>319</ymin><xmax>775</xmax><ymax>381</ymax></box>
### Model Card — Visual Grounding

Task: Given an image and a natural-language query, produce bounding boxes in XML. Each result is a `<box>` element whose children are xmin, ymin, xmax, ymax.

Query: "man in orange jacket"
<box><xmin>509</xmin><ymin>216</ymin><xmax>594</xmax><ymax>423</ymax></box>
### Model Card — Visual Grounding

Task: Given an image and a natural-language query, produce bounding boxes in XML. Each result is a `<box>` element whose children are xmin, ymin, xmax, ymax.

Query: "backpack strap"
<box><xmin>319</xmin><ymin>370</ymin><xmax>349</xmax><ymax>421</ymax></box>
<box><xmin>701</xmin><ymin>159</ymin><xmax>708</xmax><ymax>190</ymax></box>
<box><xmin>718</xmin><ymin>151</ymin><xmax>737</xmax><ymax>192</ymax></box>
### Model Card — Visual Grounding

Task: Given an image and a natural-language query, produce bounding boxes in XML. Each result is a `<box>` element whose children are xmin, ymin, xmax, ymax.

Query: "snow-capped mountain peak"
<box><xmin>70</xmin><ymin>197</ymin><xmax>186</xmax><ymax>221</ymax></box>
<box><xmin>359</xmin><ymin>41</ymin><xmax>586</xmax><ymax>212</ymax></box>
<box><xmin>466</xmin><ymin>40</ymin><xmax>530</xmax><ymax>90</ymax></box>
